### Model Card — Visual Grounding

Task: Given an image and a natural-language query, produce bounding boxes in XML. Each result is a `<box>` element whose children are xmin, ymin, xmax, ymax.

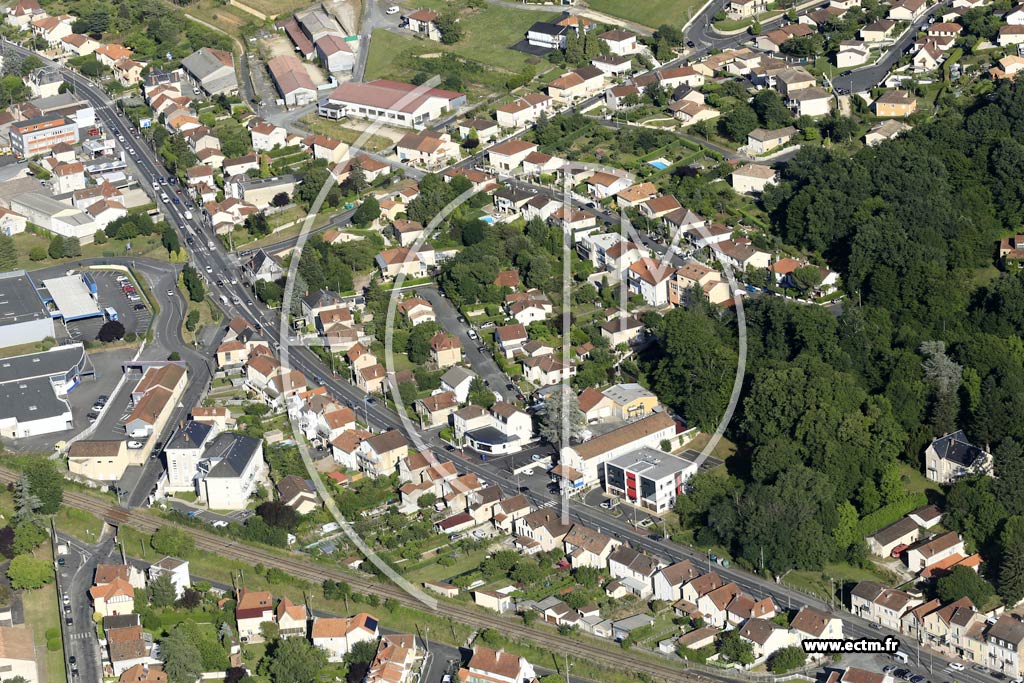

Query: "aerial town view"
<box><xmin>0</xmin><ymin>0</ymin><xmax>1022</xmax><ymax>680</ymax></box>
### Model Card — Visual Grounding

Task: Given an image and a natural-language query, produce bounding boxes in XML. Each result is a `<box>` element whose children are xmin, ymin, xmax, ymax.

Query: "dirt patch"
<box><xmin>262</xmin><ymin>34</ymin><xmax>296</xmax><ymax>59</ymax></box>
<box><xmin>303</xmin><ymin>62</ymin><xmax>326</xmax><ymax>85</ymax></box>
<box><xmin>325</xmin><ymin>0</ymin><xmax>359</xmax><ymax>35</ymax></box>
<box><xmin>333</xmin><ymin>117</ymin><xmax>407</xmax><ymax>143</ymax></box>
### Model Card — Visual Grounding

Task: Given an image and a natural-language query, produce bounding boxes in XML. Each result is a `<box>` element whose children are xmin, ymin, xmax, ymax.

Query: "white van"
<box><xmin>184</xmin><ymin>210</ymin><xmax>193</xmax><ymax>220</ymax></box>
<box><xmin>219</xmin><ymin>294</ymin><xmax>228</xmax><ymax>305</ymax></box>
<box><xmin>128</xmin><ymin>428</ymin><xmax>150</xmax><ymax>438</ymax></box>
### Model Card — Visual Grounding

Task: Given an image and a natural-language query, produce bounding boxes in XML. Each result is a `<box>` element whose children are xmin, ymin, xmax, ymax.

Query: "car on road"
<box><xmin>687</xmin><ymin>40</ymin><xmax>695</xmax><ymax>47</ymax></box>
<box><xmin>973</xmin><ymin>666</ymin><xmax>990</xmax><ymax>674</ymax></box>
<box><xmin>127</xmin><ymin>441</ymin><xmax>144</xmax><ymax>449</ymax></box>
<box><xmin>992</xmin><ymin>674</ymin><xmax>1005</xmax><ymax>681</ymax></box>
<box><xmin>187</xmin><ymin>510</ymin><xmax>201</xmax><ymax>519</ymax></box>
<box><xmin>883</xmin><ymin>666</ymin><xmax>897</xmax><ymax>674</ymax></box>
<box><xmin>531</xmin><ymin>454</ymin><xmax>542</xmax><ymax>461</ymax></box>
<box><xmin>893</xmin><ymin>670</ymin><xmax>909</xmax><ymax>679</ymax></box>
<box><xmin>949</xmin><ymin>664</ymin><xmax>964</xmax><ymax>672</ymax></box>
<box><xmin>910</xmin><ymin>675</ymin><xmax>925</xmax><ymax>682</ymax></box>
<box><xmin>96</xmin><ymin>395</ymin><xmax>108</xmax><ymax>405</ymax></box>
<box><xmin>467</xmin><ymin>330</ymin><xmax>479</xmax><ymax>340</ymax></box>
<box><xmin>449</xmin><ymin>533</ymin><xmax>462</xmax><ymax>541</ymax></box>
<box><xmin>841</xmin><ymin>70</ymin><xmax>853</xmax><ymax>76</ymax></box>
<box><xmin>648</xmin><ymin>534</ymin><xmax>663</xmax><ymax>542</ymax></box>
<box><xmin>212</xmin><ymin>520</ymin><xmax>228</xmax><ymax>528</ymax></box>
<box><xmin>167</xmin><ymin>289</ymin><xmax>174</xmax><ymax>296</ymax></box>
<box><xmin>57</xmin><ymin>556</ymin><xmax>65</xmax><ymax>566</ymax></box>
<box><xmin>206</xmin><ymin>266</ymin><xmax>213</xmax><ymax>273</ymax></box>
<box><xmin>386</xmin><ymin>5</ymin><xmax>400</xmax><ymax>13</ymax></box>
<box><xmin>600</xmin><ymin>500</ymin><xmax>614</xmax><ymax>509</ymax></box>
<box><xmin>65</xmin><ymin>615</ymin><xmax>73</xmax><ymax>626</ymax></box>
<box><xmin>86</xmin><ymin>411</ymin><xmax>99</xmax><ymax>422</ymax></box>
<box><xmin>91</xmin><ymin>403</ymin><xmax>105</xmax><ymax>412</ymax></box>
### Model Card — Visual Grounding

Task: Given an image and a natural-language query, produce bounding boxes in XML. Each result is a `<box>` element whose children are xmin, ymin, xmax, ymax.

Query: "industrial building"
<box><xmin>40</xmin><ymin>272</ymin><xmax>103</xmax><ymax>321</ymax></box>
<box><xmin>0</xmin><ymin>343</ymin><xmax>92</xmax><ymax>439</ymax></box>
<box><xmin>0</xmin><ymin>270</ymin><xmax>55</xmax><ymax>349</ymax></box>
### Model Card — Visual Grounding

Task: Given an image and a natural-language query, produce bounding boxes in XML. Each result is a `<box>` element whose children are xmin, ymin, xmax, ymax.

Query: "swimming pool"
<box><xmin>481</xmin><ymin>216</ymin><xmax>496</xmax><ymax>225</ymax></box>
<box><xmin>648</xmin><ymin>158</ymin><xmax>670</xmax><ymax>170</ymax></box>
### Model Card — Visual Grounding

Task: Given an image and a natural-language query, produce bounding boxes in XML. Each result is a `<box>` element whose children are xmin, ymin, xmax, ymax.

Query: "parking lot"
<box><xmin>63</xmin><ymin>269</ymin><xmax>152</xmax><ymax>342</ymax></box>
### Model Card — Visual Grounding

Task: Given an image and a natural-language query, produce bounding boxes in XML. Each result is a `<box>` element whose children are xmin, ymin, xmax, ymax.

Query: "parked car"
<box><xmin>949</xmin><ymin>664</ymin><xmax>964</xmax><ymax>672</ymax></box>
<box><xmin>127</xmin><ymin>441</ymin><xmax>144</xmax><ymax>449</ymax></box>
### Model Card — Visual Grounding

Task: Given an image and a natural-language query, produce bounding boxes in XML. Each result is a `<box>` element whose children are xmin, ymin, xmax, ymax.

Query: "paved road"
<box><xmin>412</xmin><ymin>285</ymin><xmax>518</xmax><ymax>404</ymax></box>
<box><xmin>55</xmin><ymin>530</ymin><xmax>117</xmax><ymax>683</ymax></box>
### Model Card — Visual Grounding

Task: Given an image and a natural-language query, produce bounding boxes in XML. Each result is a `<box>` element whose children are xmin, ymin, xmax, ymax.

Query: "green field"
<box><xmin>365</xmin><ymin>2</ymin><xmax>558</xmax><ymax>84</ymax></box>
<box><xmin>587</xmin><ymin>0</ymin><xmax>703</xmax><ymax>29</ymax></box>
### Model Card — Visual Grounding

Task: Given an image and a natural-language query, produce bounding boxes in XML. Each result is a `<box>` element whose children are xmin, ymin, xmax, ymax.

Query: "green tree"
<box><xmin>47</xmin><ymin>235</ymin><xmax>64</xmax><ymax>260</ymax></box>
<box><xmin>151</xmin><ymin>526</ymin><xmax>195</xmax><ymax>557</ymax></box>
<box><xmin>185</xmin><ymin>309</ymin><xmax>200</xmax><ymax>332</ymax></box>
<box><xmin>64</xmin><ymin>237</ymin><xmax>81</xmax><ymax>258</ymax></box>
<box><xmin>435</xmin><ymin>11</ymin><xmax>464</xmax><ymax>44</ymax></box>
<box><xmin>406</xmin><ymin>322</ymin><xmax>441</xmax><ymax>364</ymax></box>
<box><xmin>7</xmin><ymin>555</ymin><xmax>53</xmax><ymax>590</ymax></box>
<box><xmin>161</xmin><ymin>626</ymin><xmax>203</xmax><ymax>683</ymax></box>
<box><xmin>0</xmin><ymin>235</ymin><xmax>16</xmax><ymax>270</ymax></box>
<box><xmin>1000</xmin><ymin>515</ymin><xmax>1024</xmax><ymax>605</ymax></box>
<box><xmin>718</xmin><ymin>629</ymin><xmax>755</xmax><ymax>665</ymax></box>
<box><xmin>268</xmin><ymin>635</ymin><xmax>328</xmax><ymax>683</ymax></box>
<box><xmin>936</xmin><ymin>565</ymin><xmax>995</xmax><ymax>606</ymax></box>
<box><xmin>352</xmin><ymin>196</ymin><xmax>380</xmax><ymax>227</ymax></box>
<box><xmin>538</xmin><ymin>386</ymin><xmax>585</xmax><ymax>450</ymax></box>
<box><xmin>792</xmin><ymin>265</ymin><xmax>823</xmax><ymax>292</ymax></box>
<box><xmin>181</xmin><ymin>265</ymin><xmax>206</xmax><ymax>303</ymax></box>
<box><xmin>161</xmin><ymin>225</ymin><xmax>180</xmax><ymax>255</ymax></box>
<box><xmin>468</xmin><ymin>377</ymin><xmax>495</xmax><ymax>409</ymax></box>
<box><xmin>769</xmin><ymin>646</ymin><xmax>807</xmax><ymax>673</ymax></box>
<box><xmin>245</xmin><ymin>212</ymin><xmax>270</xmax><ymax>237</ymax></box>
<box><xmin>148</xmin><ymin>572</ymin><xmax>177</xmax><ymax>608</ymax></box>
<box><xmin>24</xmin><ymin>462</ymin><xmax>62</xmax><ymax>514</ymax></box>
<box><xmin>719</xmin><ymin>104</ymin><xmax>759</xmax><ymax>142</ymax></box>
<box><xmin>12</xmin><ymin>521</ymin><xmax>47</xmax><ymax>555</ymax></box>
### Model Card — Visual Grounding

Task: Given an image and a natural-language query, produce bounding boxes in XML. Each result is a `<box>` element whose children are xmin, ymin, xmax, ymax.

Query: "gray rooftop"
<box><xmin>181</xmin><ymin>48</ymin><xmax>237</xmax><ymax>95</ymax></box>
<box><xmin>602</xmin><ymin>382</ymin><xmax>657</xmax><ymax>406</ymax></box>
<box><xmin>441</xmin><ymin>365</ymin><xmax>476</xmax><ymax>388</ymax></box>
<box><xmin>606</xmin><ymin>447</ymin><xmax>695</xmax><ymax>481</ymax></box>
<box><xmin>204</xmin><ymin>433</ymin><xmax>262</xmax><ymax>478</ymax></box>
<box><xmin>167</xmin><ymin>420</ymin><xmax>213</xmax><ymax>450</ymax></box>
<box><xmin>0</xmin><ymin>270</ymin><xmax>49</xmax><ymax>326</ymax></box>
<box><xmin>0</xmin><ymin>376</ymin><xmax>70</xmax><ymax>424</ymax></box>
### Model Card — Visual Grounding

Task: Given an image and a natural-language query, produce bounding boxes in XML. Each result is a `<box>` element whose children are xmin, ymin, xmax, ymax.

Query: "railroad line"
<box><xmin>8</xmin><ymin>469</ymin><xmax>700</xmax><ymax>682</ymax></box>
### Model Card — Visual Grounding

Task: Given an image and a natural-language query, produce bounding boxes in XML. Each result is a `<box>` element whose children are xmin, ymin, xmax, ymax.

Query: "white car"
<box><xmin>211</xmin><ymin>520</ymin><xmax>228</xmax><ymax>528</ymax></box>
<box><xmin>126</xmin><ymin>441</ymin><xmax>144</xmax><ymax>449</ymax></box>
<box><xmin>949</xmin><ymin>664</ymin><xmax>965</xmax><ymax>672</ymax></box>
<box><xmin>385</xmin><ymin>5</ymin><xmax>400</xmax><ymax>14</ymax></box>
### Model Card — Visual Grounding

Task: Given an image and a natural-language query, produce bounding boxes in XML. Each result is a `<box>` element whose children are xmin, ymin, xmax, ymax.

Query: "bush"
<box><xmin>47</xmin><ymin>637</ymin><xmax>62</xmax><ymax>651</ymax></box>
<box><xmin>97</xmin><ymin>320</ymin><xmax>126</xmax><ymax>342</ymax></box>
<box><xmin>29</xmin><ymin>247</ymin><xmax>46</xmax><ymax>261</ymax></box>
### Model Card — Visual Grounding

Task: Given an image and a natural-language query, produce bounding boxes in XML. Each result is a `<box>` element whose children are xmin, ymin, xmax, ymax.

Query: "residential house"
<box><xmin>867</xmin><ymin>516</ymin><xmax>922</xmax><ymax>557</ymax></box>
<box><xmin>904</xmin><ymin>532</ymin><xmax>966</xmax><ymax>572</ymax></box>
<box><xmin>599</xmin><ymin>29</ymin><xmax>639</xmax><ymax>55</ymax></box>
<box><xmin>874</xmin><ymin>90</ymin><xmax>918</xmax><ymax>117</ymax></box>
<box><xmin>850</xmin><ymin>582</ymin><xmax>922</xmax><ymax>631</ymax></box>
<box><xmin>275</xmin><ymin>597</ymin><xmax>308</xmax><ymax>638</ymax></box>
<box><xmin>745</xmin><ymin>126</ymin><xmax>798</xmax><ymax>155</ymax></box>
<box><xmin>396</xmin><ymin>130</ymin><xmax>457</xmax><ymax>168</ymax></box>
<box><xmin>986</xmin><ymin>615</ymin><xmax>1024</xmax><ymax>677</ymax></box>
<box><xmin>925</xmin><ymin>430</ymin><xmax>992</xmax><ymax>483</ymax></box>
<box><xmin>865</xmin><ymin>119</ymin><xmax>912</xmax><ymax>146</ymax></box>
<box><xmin>429</xmin><ymin>331</ymin><xmax>462</xmax><ymax>369</ymax></box>
<box><xmin>514</xmin><ymin>509</ymin><xmax>573</xmax><ymax>553</ymax></box>
<box><xmin>147</xmin><ymin>557</ymin><xmax>190</xmax><ymax>600</ymax></box>
<box><xmin>487</xmin><ymin>139</ymin><xmax>538</xmax><ymax>172</ymax></box>
<box><xmin>652</xmin><ymin>560</ymin><xmax>702</xmax><ymax>602</ymax></box>
<box><xmin>889</xmin><ymin>0</ymin><xmax>927</xmax><ymax>19</ymax></box>
<box><xmin>740</xmin><ymin>618</ymin><xmax>796</xmax><ymax>663</ymax></box>
<box><xmin>563</xmin><ymin>525</ymin><xmax>621</xmax><ymax>569</ymax></box>
<box><xmin>311</xmin><ymin>614</ymin><xmax>380</xmax><ymax>662</ymax></box>
<box><xmin>732</xmin><ymin>164</ymin><xmax>777</xmax><ymax>194</ymax></box>
<box><xmin>236</xmin><ymin>588</ymin><xmax>275</xmax><ymax>642</ymax></box>
<box><xmin>357</xmin><ymin>430</ymin><xmax>409</xmax><ymax>478</ymax></box>
<box><xmin>277</xmin><ymin>475</ymin><xmax>319</xmax><ymax>515</ymax></box>
<box><xmin>459</xmin><ymin>645</ymin><xmax>536</xmax><ymax>683</ymax></box>
<box><xmin>415</xmin><ymin>391</ymin><xmax>459</xmax><ymax>428</ymax></box>
<box><xmin>495</xmin><ymin>93</ymin><xmax>551</xmax><ymax>129</ymax></box>
<box><xmin>790</xmin><ymin>606</ymin><xmax>844</xmax><ymax>657</ymax></box>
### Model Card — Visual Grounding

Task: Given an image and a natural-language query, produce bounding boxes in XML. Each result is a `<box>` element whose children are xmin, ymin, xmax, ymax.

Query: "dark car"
<box><xmin>86</xmin><ymin>411</ymin><xmax>99</xmax><ymax>421</ymax></box>
<box><xmin>97</xmin><ymin>395</ymin><xmax>109</xmax><ymax>404</ymax></box>
<box><xmin>911</xmin><ymin>676</ymin><xmax>926</xmax><ymax>683</ymax></box>
<box><xmin>883</xmin><ymin>666</ymin><xmax>897</xmax><ymax>674</ymax></box>
<box><xmin>687</xmin><ymin>40</ymin><xmax>695</xmax><ymax>47</ymax></box>
<box><xmin>841</xmin><ymin>70</ymin><xmax>853</xmax><ymax>76</ymax></box>
<box><xmin>519</xmin><ymin>485</ymin><xmax>529</xmax><ymax>492</ymax></box>
<box><xmin>648</xmin><ymin>534</ymin><xmax>664</xmax><ymax>541</ymax></box>
<box><xmin>893</xmin><ymin>670</ymin><xmax>910</xmax><ymax>679</ymax></box>
<box><xmin>134</xmin><ymin>303</ymin><xmax>146</xmax><ymax>311</ymax></box>
<box><xmin>69</xmin><ymin>656</ymin><xmax>76</xmax><ymax>665</ymax></box>
<box><xmin>65</xmin><ymin>616</ymin><xmax>73</xmax><ymax>626</ymax></box>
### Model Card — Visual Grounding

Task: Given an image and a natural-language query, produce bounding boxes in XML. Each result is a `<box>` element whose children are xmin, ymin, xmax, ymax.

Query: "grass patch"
<box><xmin>403</xmin><ymin>546</ymin><xmax>491</xmax><ymax>584</ymax></box>
<box><xmin>54</xmin><ymin>506</ymin><xmax>104</xmax><ymax>541</ymax></box>
<box><xmin>587</xmin><ymin>0</ymin><xmax>705</xmax><ymax>28</ymax></box>
<box><xmin>0</xmin><ymin>338</ymin><xmax>60</xmax><ymax>360</ymax></box>
<box><xmin>231</xmin><ymin>0</ymin><xmax>309</xmax><ymax>18</ymax></box>
<box><xmin>11</xmin><ymin>232</ymin><xmax>168</xmax><ymax>271</ymax></box>
<box><xmin>22</xmin><ymin>549</ymin><xmax>66</xmax><ymax>683</ymax></box>
<box><xmin>364</xmin><ymin>3</ymin><xmax>557</xmax><ymax>86</ymax></box>
<box><xmin>296</xmin><ymin>114</ymin><xmax>395</xmax><ymax>153</ymax></box>
<box><xmin>681</xmin><ymin>432</ymin><xmax>736</xmax><ymax>461</ymax></box>
<box><xmin>783</xmin><ymin>562</ymin><xmax>898</xmax><ymax>604</ymax></box>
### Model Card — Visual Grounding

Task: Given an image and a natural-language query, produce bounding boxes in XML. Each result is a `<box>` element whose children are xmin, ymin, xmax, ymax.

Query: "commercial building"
<box><xmin>0</xmin><ymin>270</ymin><xmax>55</xmax><ymax>348</ymax></box>
<box><xmin>0</xmin><ymin>343</ymin><xmax>91</xmax><ymax>439</ymax></box>
<box><xmin>318</xmin><ymin>79</ymin><xmax>466</xmax><ymax>129</ymax></box>
<box><xmin>40</xmin><ymin>273</ymin><xmax>103</xmax><ymax>321</ymax></box>
<box><xmin>267</xmin><ymin>54</ymin><xmax>317</xmax><ymax>106</ymax></box>
<box><xmin>9</xmin><ymin>193</ymin><xmax>97</xmax><ymax>243</ymax></box>
<box><xmin>180</xmin><ymin>47</ymin><xmax>237</xmax><ymax>96</ymax></box>
<box><xmin>10</xmin><ymin>114</ymin><xmax>78</xmax><ymax>158</ymax></box>
<box><xmin>603</xmin><ymin>448</ymin><xmax>697</xmax><ymax>513</ymax></box>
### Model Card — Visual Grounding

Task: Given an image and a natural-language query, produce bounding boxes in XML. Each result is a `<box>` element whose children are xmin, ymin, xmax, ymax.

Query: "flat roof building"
<box><xmin>0</xmin><ymin>342</ymin><xmax>91</xmax><ymax>439</ymax></box>
<box><xmin>319</xmin><ymin>79</ymin><xmax>466</xmax><ymax>129</ymax></box>
<box><xmin>0</xmin><ymin>270</ymin><xmax>55</xmax><ymax>348</ymax></box>
<box><xmin>603</xmin><ymin>447</ymin><xmax>697</xmax><ymax>514</ymax></box>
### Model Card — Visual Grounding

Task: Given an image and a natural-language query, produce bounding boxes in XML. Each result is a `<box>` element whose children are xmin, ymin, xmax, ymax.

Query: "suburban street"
<box><xmin>54</xmin><ymin>530</ymin><xmax>117</xmax><ymax>683</ymax></box>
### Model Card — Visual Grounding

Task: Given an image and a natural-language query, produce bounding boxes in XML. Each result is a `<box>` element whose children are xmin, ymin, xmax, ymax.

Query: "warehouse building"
<box><xmin>0</xmin><ymin>342</ymin><xmax>92</xmax><ymax>438</ymax></box>
<box><xmin>0</xmin><ymin>270</ymin><xmax>56</xmax><ymax>349</ymax></box>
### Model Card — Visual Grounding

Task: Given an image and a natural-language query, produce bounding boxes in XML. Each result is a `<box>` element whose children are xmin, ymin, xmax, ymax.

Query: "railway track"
<box><xmin>13</xmin><ymin>470</ymin><xmax>701</xmax><ymax>682</ymax></box>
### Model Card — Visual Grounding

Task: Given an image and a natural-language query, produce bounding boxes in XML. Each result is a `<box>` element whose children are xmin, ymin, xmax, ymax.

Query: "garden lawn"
<box><xmin>403</xmin><ymin>546</ymin><xmax>491</xmax><ymax>584</ymax></box>
<box><xmin>365</xmin><ymin>3</ymin><xmax>558</xmax><ymax>81</ymax></box>
<box><xmin>587</xmin><ymin>0</ymin><xmax>705</xmax><ymax>28</ymax></box>
<box><xmin>11</xmin><ymin>232</ymin><xmax>168</xmax><ymax>271</ymax></box>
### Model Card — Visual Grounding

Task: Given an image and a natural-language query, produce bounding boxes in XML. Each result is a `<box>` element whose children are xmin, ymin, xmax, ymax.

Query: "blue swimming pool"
<box><xmin>481</xmin><ymin>216</ymin><xmax>496</xmax><ymax>224</ymax></box>
<box><xmin>648</xmin><ymin>159</ymin><xmax>670</xmax><ymax>170</ymax></box>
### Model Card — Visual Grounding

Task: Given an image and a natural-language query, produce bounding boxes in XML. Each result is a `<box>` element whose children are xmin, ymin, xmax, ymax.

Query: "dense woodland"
<box><xmin>649</xmin><ymin>79</ymin><xmax>1024</xmax><ymax>604</ymax></box>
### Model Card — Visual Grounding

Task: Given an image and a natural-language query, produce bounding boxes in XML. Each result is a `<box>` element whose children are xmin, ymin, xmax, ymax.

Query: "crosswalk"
<box><xmin>70</xmin><ymin>632</ymin><xmax>93</xmax><ymax>641</ymax></box>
